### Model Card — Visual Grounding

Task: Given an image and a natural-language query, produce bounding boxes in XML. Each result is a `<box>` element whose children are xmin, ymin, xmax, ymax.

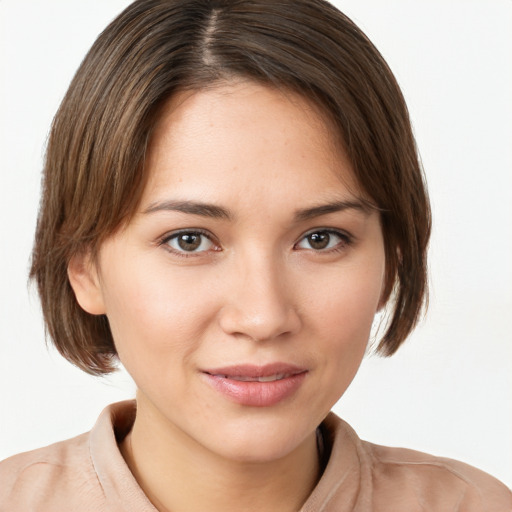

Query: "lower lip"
<box><xmin>203</xmin><ymin>372</ymin><xmax>307</xmax><ymax>407</ymax></box>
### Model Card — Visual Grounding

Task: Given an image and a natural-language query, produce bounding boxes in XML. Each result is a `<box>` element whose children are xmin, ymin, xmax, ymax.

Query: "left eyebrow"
<box><xmin>293</xmin><ymin>199</ymin><xmax>374</xmax><ymax>222</ymax></box>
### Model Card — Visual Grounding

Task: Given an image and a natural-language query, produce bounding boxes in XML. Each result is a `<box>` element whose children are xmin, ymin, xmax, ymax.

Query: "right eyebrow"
<box><xmin>142</xmin><ymin>200</ymin><xmax>232</xmax><ymax>220</ymax></box>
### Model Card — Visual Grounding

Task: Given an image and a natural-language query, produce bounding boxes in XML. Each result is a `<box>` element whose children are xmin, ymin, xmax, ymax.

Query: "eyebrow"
<box><xmin>142</xmin><ymin>198</ymin><xmax>374</xmax><ymax>222</ymax></box>
<box><xmin>293</xmin><ymin>199</ymin><xmax>373</xmax><ymax>221</ymax></box>
<box><xmin>143</xmin><ymin>200</ymin><xmax>232</xmax><ymax>220</ymax></box>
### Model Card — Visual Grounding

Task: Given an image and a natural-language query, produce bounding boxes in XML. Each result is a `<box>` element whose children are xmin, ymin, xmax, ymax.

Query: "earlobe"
<box><xmin>67</xmin><ymin>252</ymin><xmax>106</xmax><ymax>315</ymax></box>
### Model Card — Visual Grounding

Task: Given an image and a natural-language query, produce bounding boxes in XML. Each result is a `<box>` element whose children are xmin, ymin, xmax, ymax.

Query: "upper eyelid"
<box><xmin>161</xmin><ymin>228</ymin><xmax>216</xmax><ymax>243</ymax></box>
<box><xmin>158</xmin><ymin>227</ymin><xmax>353</xmax><ymax>249</ymax></box>
<box><xmin>159</xmin><ymin>229</ymin><xmax>221</xmax><ymax>256</ymax></box>
<box><xmin>297</xmin><ymin>227</ymin><xmax>352</xmax><ymax>241</ymax></box>
<box><xmin>293</xmin><ymin>228</ymin><xmax>354</xmax><ymax>251</ymax></box>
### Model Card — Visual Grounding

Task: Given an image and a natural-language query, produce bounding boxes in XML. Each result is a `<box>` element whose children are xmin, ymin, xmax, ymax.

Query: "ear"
<box><xmin>67</xmin><ymin>251</ymin><xmax>106</xmax><ymax>315</ymax></box>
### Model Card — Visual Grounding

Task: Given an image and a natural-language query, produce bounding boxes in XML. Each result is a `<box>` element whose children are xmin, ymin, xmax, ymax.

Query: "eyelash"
<box><xmin>159</xmin><ymin>229</ymin><xmax>220</xmax><ymax>258</ymax></box>
<box><xmin>294</xmin><ymin>228</ymin><xmax>353</xmax><ymax>253</ymax></box>
<box><xmin>159</xmin><ymin>228</ymin><xmax>353</xmax><ymax>258</ymax></box>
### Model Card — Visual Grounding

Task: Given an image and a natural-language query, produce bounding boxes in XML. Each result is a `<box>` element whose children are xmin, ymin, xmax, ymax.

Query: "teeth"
<box><xmin>215</xmin><ymin>373</ymin><xmax>289</xmax><ymax>382</ymax></box>
<box><xmin>257</xmin><ymin>373</ymin><xmax>286</xmax><ymax>382</ymax></box>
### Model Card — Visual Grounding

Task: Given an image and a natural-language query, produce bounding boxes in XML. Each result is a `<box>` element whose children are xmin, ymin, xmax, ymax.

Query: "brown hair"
<box><xmin>30</xmin><ymin>0</ymin><xmax>431</xmax><ymax>375</ymax></box>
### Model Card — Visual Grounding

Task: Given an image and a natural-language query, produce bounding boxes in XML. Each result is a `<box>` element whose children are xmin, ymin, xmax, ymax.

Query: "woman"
<box><xmin>1</xmin><ymin>0</ymin><xmax>510</xmax><ymax>510</ymax></box>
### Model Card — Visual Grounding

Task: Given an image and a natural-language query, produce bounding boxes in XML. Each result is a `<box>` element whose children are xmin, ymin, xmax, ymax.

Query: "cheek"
<box><xmin>100</xmin><ymin>260</ymin><xmax>218</xmax><ymax>370</ymax></box>
<box><xmin>303</xmin><ymin>260</ymin><xmax>384</xmax><ymax>390</ymax></box>
<box><xmin>307</xmin><ymin>261</ymin><xmax>384</xmax><ymax>340</ymax></box>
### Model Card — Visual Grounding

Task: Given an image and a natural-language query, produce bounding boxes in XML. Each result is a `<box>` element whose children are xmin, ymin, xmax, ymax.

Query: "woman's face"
<box><xmin>78</xmin><ymin>81</ymin><xmax>385</xmax><ymax>462</ymax></box>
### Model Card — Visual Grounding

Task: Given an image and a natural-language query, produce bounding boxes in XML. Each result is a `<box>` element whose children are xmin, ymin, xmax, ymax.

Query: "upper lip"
<box><xmin>203</xmin><ymin>363</ymin><xmax>307</xmax><ymax>378</ymax></box>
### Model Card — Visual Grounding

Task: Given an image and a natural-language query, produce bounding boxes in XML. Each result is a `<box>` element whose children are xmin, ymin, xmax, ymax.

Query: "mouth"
<box><xmin>202</xmin><ymin>363</ymin><xmax>308</xmax><ymax>407</ymax></box>
<box><xmin>208</xmin><ymin>373</ymin><xmax>294</xmax><ymax>382</ymax></box>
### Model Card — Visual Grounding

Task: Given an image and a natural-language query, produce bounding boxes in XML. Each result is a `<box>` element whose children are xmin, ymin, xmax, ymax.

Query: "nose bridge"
<box><xmin>218</xmin><ymin>246</ymin><xmax>300</xmax><ymax>341</ymax></box>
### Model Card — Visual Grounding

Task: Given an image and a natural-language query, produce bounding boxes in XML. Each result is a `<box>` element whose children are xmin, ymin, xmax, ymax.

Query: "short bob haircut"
<box><xmin>30</xmin><ymin>0</ymin><xmax>431</xmax><ymax>375</ymax></box>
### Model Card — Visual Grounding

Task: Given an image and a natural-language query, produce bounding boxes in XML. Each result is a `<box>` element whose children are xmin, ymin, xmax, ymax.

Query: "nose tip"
<box><xmin>219</xmin><ymin>304</ymin><xmax>300</xmax><ymax>342</ymax></box>
<box><xmin>218</xmin><ymin>271</ymin><xmax>301</xmax><ymax>342</ymax></box>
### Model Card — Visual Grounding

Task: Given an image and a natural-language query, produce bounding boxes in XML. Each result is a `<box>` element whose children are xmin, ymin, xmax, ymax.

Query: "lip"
<box><xmin>202</xmin><ymin>363</ymin><xmax>308</xmax><ymax>407</ymax></box>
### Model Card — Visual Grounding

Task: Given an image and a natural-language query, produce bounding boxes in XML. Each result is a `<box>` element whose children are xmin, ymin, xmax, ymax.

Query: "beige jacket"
<box><xmin>1</xmin><ymin>401</ymin><xmax>511</xmax><ymax>511</ymax></box>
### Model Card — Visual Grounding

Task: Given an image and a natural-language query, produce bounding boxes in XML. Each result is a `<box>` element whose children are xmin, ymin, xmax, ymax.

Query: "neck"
<box><xmin>120</xmin><ymin>395</ymin><xmax>320</xmax><ymax>512</ymax></box>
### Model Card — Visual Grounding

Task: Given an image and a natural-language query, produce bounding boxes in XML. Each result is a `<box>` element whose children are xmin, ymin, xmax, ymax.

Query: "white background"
<box><xmin>1</xmin><ymin>0</ymin><xmax>511</xmax><ymax>487</ymax></box>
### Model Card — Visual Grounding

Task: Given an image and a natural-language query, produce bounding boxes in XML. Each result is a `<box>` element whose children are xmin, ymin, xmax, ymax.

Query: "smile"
<box><xmin>202</xmin><ymin>363</ymin><xmax>308</xmax><ymax>407</ymax></box>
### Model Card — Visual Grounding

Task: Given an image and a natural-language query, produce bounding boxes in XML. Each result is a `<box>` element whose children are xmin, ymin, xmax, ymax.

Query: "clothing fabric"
<box><xmin>1</xmin><ymin>401</ymin><xmax>510</xmax><ymax>511</ymax></box>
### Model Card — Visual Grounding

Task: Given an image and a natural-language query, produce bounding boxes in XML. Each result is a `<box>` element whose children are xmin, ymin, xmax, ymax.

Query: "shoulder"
<box><xmin>318</xmin><ymin>413</ymin><xmax>512</xmax><ymax>512</ymax></box>
<box><xmin>0</xmin><ymin>432</ymin><xmax>104</xmax><ymax>511</ymax></box>
<box><xmin>0</xmin><ymin>401</ymin><xmax>138</xmax><ymax>512</ymax></box>
<box><xmin>363</xmin><ymin>441</ymin><xmax>512</xmax><ymax>511</ymax></box>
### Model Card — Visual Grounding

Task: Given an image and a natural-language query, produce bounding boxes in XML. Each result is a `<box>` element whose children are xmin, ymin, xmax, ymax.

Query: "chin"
<box><xmin>215</xmin><ymin>437</ymin><xmax>303</xmax><ymax>464</ymax></box>
<box><xmin>202</xmin><ymin>413</ymin><xmax>318</xmax><ymax>464</ymax></box>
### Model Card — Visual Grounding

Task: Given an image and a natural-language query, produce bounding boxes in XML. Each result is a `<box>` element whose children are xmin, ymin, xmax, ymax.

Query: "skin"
<box><xmin>69</xmin><ymin>81</ymin><xmax>386</xmax><ymax>512</ymax></box>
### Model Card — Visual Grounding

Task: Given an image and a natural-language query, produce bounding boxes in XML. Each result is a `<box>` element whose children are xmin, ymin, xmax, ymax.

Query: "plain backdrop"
<box><xmin>1</xmin><ymin>0</ymin><xmax>511</xmax><ymax>486</ymax></box>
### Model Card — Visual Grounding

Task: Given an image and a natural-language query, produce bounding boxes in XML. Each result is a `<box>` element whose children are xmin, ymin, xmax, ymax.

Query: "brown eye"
<box><xmin>307</xmin><ymin>232</ymin><xmax>330</xmax><ymax>250</ymax></box>
<box><xmin>177</xmin><ymin>233</ymin><xmax>201</xmax><ymax>251</ymax></box>
<box><xmin>296</xmin><ymin>230</ymin><xmax>350</xmax><ymax>251</ymax></box>
<box><xmin>165</xmin><ymin>231</ymin><xmax>215</xmax><ymax>253</ymax></box>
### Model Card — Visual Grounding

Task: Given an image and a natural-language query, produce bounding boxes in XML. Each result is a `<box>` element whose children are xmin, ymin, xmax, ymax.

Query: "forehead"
<box><xmin>140</xmin><ymin>81</ymin><xmax>364</xmax><ymax>210</ymax></box>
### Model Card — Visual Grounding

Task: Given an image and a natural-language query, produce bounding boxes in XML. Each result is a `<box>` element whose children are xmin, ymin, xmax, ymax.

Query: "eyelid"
<box><xmin>159</xmin><ymin>228</ymin><xmax>221</xmax><ymax>257</ymax></box>
<box><xmin>158</xmin><ymin>227</ymin><xmax>353</xmax><ymax>256</ymax></box>
<box><xmin>294</xmin><ymin>227</ymin><xmax>354</xmax><ymax>251</ymax></box>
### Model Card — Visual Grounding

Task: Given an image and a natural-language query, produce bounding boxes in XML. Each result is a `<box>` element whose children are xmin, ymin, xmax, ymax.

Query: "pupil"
<box><xmin>309</xmin><ymin>232</ymin><xmax>329</xmax><ymax>250</ymax></box>
<box><xmin>178</xmin><ymin>233</ymin><xmax>201</xmax><ymax>251</ymax></box>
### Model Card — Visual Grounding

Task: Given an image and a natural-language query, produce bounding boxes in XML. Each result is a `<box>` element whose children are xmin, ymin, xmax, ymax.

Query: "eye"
<box><xmin>163</xmin><ymin>230</ymin><xmax>217</xmax><ymax>254</ymax></box>
<box><xmin>295</xmin><ymin>230</ymin><xmax>350</xmax><ymax>251</ymax></box>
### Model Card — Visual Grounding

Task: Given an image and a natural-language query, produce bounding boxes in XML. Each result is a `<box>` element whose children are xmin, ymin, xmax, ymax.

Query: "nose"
<box><xmin>218</xmin><ymin>253</ymin><xmax>301</xmax><ymax>342</ymax></box>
